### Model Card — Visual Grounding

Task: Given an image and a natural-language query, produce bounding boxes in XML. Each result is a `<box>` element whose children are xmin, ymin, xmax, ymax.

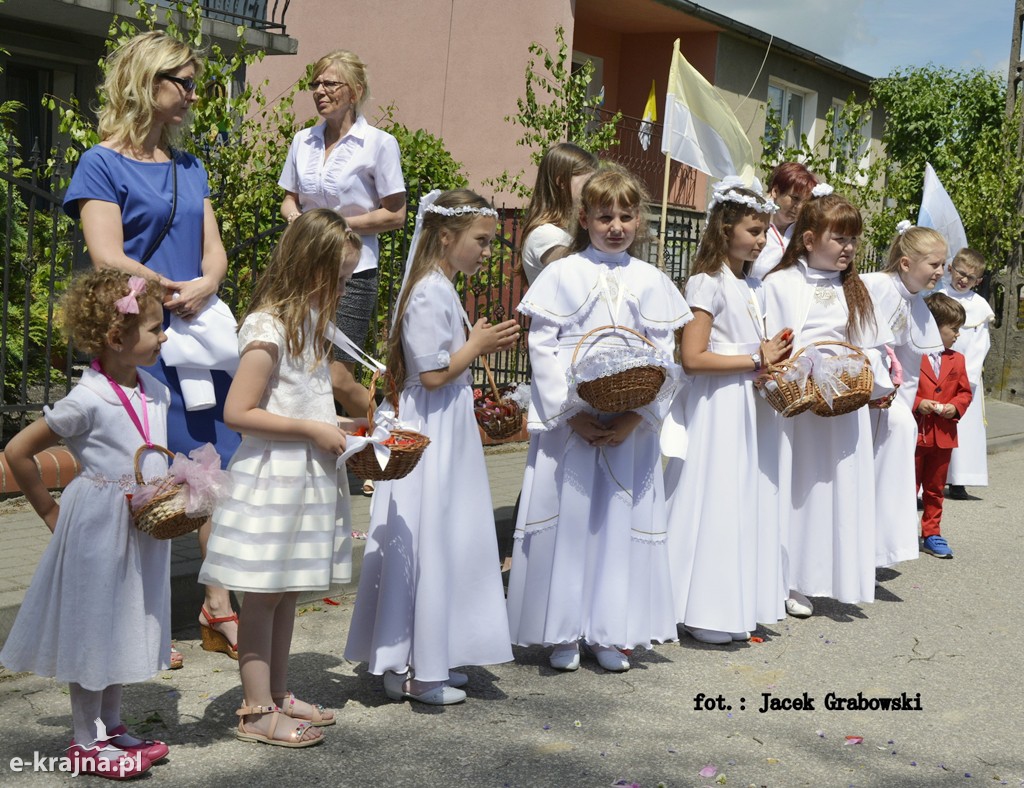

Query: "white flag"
<box><xmin>917</xmin><ymin>163</ymin><xmax>967</xmax><ymax>265</ymax></box>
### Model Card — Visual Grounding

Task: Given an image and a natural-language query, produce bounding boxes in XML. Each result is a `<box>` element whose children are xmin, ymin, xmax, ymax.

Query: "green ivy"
<box><xmin>870</xmin><ymin>66</ymin><xmax>1024</xmax><ymax>265</ymax></box>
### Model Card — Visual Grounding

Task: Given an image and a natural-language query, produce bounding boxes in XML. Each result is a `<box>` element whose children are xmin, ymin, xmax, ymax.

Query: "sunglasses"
<box><xmin>160</xmin><ymin>73</ymin><xmax>198</xmax><ymax>94</ymax></box>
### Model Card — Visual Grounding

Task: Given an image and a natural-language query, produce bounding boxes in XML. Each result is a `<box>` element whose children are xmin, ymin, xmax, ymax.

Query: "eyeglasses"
<box><xmin>309</xmin><ymin>80</ymin><xmax>347</xmax><ymax>93</ymax></box>
<box><xmin>160</xmin><ymin>74</ymin><xmax>197</xmax><ymax>94</ymax></box>
<box><xmin>950</xmin><ymin>265</ymin><xmax>981</xmax><ymax>283</ymax></box>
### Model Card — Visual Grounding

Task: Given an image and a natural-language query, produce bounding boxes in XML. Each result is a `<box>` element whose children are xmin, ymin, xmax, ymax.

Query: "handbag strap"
<box><xmin>138</xmin><ymin>149</ymin><xmax>178</xmax><ymax>265</ymax></box>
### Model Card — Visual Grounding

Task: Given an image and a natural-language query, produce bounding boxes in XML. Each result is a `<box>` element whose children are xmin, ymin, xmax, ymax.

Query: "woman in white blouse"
<box><xmin>279</xmin><ymin>51</ymin><xmax>406</xmax><ymax>439</ymax></box>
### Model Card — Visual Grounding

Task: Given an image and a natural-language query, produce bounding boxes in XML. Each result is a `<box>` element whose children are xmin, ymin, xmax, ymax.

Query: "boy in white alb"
<box><xmin>937</xmin><ymin>248</ymin><xmax>994</xmax><ymax>498</ymax></box>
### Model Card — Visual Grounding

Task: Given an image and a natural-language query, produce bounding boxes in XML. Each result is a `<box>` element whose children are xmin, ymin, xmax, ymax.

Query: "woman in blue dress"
<box><xmin>64</xmin><ymin>31</ymin><xmax>241</xmax><ymax>664</ymax></box>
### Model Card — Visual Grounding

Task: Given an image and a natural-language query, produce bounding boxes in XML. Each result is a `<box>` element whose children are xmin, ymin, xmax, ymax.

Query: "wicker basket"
<box><xmin>474</xmin><ymin>355</ymin><xmax>523</xmax><ymax>440</ymax></box>
<box><xmin>346</xmin><ymin>371</ymin><xmax>431</xmax><ymax>481</ymax></box>
<box><xmin>868</xmin><ymin>384</ymin><xmax>899</xmax><ymax>410</ymax></box>
<box><xmin>130</xmin><ymin>445</ymin><xmax>208</xmax><ymax>540</ymax></box>
<box><xmin>572</xmin><ymin>325</ymin><xmax>666</xmax><ymax>413</ymax></box>
<box><xmin>760</xmin><ymin>355</ymin><xmax>817</xmax><ymax>418</ymax></box>
<box><xmin>807</xmin><ymin>341</ymin><xmax>874</xmax><ymax>417</ymax></box>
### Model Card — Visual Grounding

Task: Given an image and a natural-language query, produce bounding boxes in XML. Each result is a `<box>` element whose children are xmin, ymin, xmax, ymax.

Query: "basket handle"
<box><xmin>790</xmin><ymin>340</ymin><xmax>868</xmax><ymax>362</ymax></box>
<box><xmin>133</xmin><ymin>444</ymin><xmax>175</xmax><ymax>484</ymax></box>
<box><xmin>365</xmin><ymin>369</ymin><xmax>400</xmax><ymax>432</ymax></box>
<box><xmin>570</xmin><ymin>324</ymin><xmax>657</xmax><ymax>367</ymax></box>
<box><xmin>479</xmin><ymin>354</ymin><xmax>506</xmax><ymax>405</ymax></box>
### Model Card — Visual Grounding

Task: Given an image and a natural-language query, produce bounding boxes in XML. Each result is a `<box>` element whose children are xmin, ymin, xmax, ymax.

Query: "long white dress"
<box><xmin>863</xmin><ymin>272</ymin><xmax>942</xmax><ymax>567</ymax></box>
<box><xmin>937</xmin><ymin>284</ymin><xmax>994</xmax><ymax>486</ymax></box>
<box><xmin>0</xmin><ymin>368</ymin><xmax>171</xmax><ymax>691</ymax></box>
<box><xmin>763</xmin><ymin>262</ymin><xmax>893</xmax><ymax>604</ymax></box>
<box><xmin>663</xmin><ymin>265</ymin><xmax>785</xmax><ymax>632</ymax></box>
<box><xmin>199</xmin><ymin>312</ymin><xmax>352</xmax><ymax>592</ymax></box>
<box><xmin>506</xmin><ymin>247</ymin><xmax>692</xmax><ymax>650</ymax></box>
<box><xmin>344</xmin><ymin>271</ymin><xmax>513</xmax><ymax>682</ymax></box>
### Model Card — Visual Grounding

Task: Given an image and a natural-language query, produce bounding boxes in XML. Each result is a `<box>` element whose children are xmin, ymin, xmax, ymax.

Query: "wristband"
<box><xmin>750</xmin><ymin>352</ymin><xmax>762</xmax><ymax>371</ymax></box>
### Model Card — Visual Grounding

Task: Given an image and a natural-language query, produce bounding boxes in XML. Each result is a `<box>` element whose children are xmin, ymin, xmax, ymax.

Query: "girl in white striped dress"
<box><xmin>199</xmin><ymin>210</ymin><xmax>361</xmax><ymax>748</ymax></box>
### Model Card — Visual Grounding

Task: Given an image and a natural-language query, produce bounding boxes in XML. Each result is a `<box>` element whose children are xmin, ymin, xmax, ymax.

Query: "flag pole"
<box><xmin>656</xmin><ymin>49</ymin><xmax>676</xmax><ymax>272</ymax></box>
<box><xmin>656</xmin><ymin>150</ymin><xmax>672</xmax><ymax>271</ymax></box>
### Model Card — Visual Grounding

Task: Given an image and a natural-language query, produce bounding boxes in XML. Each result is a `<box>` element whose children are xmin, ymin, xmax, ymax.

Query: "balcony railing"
<box><xmin>592</xmin><ymin>108</ymin><xmax>699</xmax><ymax>210</ymax></box>
<box><xmin>155</xmin><ymin>0</ymin><xmax>290</xmax><ymax>35</ymax></box>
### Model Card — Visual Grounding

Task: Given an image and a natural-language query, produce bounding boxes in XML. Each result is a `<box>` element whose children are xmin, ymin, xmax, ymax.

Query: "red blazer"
<box><xmin>914</xmin><ymin>349</ymin><xmax>973</xmax><ymax>449</ymax></box>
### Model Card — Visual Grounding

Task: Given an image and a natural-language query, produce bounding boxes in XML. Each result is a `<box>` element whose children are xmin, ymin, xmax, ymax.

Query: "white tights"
<box><xmin>68</xmin><ymin>683</ymin><xmax>123</xmax><ymax>745</ymax></box>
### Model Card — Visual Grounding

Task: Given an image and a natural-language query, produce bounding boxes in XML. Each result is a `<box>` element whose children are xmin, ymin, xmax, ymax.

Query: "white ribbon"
<box><xmin>806</xmin><ymin>345</ymin><xmax>863</xmax><ymax>410</ymax></box>
<box><xmin>336</xmin><ymin>404</ymin><xmax>422</xmax><ymax>472</ymax></box>
<box><xmin>325</xmin><ymin>323</ymin><xmax>386</xmax><ymax>373</ymax></box>
<box><xmin>397</xmin><ymin>189</ymin><xmax>444</xmax><ymax>313</ymax></box>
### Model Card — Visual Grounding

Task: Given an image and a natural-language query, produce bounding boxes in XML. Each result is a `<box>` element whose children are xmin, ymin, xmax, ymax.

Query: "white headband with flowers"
<box><xmin>706</xmin><ymin>175</ymin><xmax>779</xmax><ymax>219</ymax></box>
<box><xmin>425</xmin><ymin>203</ymin><xmax>498</xmax><ymax>218</ymax></box>
<box><xmin>810</xmin><ymin>183</ymin><xmax>834</xmax><ymax>198</ymax></box>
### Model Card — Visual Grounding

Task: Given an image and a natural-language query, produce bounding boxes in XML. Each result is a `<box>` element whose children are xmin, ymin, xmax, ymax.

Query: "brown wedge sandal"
<box><xmin>235</xmin><ymin>704</ymin><xmax>323</xmax><ymax>748</ymax></box>
<box><xmin>273</xmin><ymin>691</ymin><xmax>336</xmax><ymax>727</ymax></box>
<box><xmin>199</xmin><ymin>605</ymin><xmax>239</xmax><ymax>660</ymax></box>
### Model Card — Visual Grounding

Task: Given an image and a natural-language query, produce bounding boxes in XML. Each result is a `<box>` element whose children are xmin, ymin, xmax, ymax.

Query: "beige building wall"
<box><xmin>247</xmin><ymin>0</ymin><xmax>574</xmax><ymax>200</ymax></box>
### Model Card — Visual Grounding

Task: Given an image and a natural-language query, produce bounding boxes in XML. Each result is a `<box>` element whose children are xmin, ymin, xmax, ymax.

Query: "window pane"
<box><xmin>787</xmin><ymin>92</ymin><xmax>803</xmax><ymax>137</ymax></box>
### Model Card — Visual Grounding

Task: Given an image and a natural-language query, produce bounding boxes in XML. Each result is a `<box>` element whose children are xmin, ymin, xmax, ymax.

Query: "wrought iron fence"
<box><xmin>1</xmin><ymin>140</ymin><xmax>83</xmax><ymax>440</ymax></box>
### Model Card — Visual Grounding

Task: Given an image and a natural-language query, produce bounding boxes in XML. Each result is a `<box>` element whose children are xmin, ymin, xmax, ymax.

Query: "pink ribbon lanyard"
<box><xmin>90</xmin><ymin>359</ymin><xmax>152</xmax><ymax>447</ymax></box>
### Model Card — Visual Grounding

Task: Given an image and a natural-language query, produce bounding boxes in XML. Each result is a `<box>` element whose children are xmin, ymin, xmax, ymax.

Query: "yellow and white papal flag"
<box><xmin>639</xmin><ymin>80</ymin><xmax>657</xmax><ymax>151</ymax></box>
<box><xmin>661</xmin><ymin>39</ymin><xmax>755</xmax><ymax>183</ymax></box>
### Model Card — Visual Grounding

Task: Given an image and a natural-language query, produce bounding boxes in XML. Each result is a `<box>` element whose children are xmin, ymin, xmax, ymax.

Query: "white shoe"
<box><xmin>383</xmin><ymin>671</ymin><xmax>466</xmax><ymax>705</ymax></box>
<box><xmin>447</xmin><ymin>670</ymin><xmax>468</xmax><ymax>688</ymax></box>
<box><xmin>683</xmin><ymin>625</ymin><xmax>732</xmax><ymax>645</ymax></box>
<box><xmin>786</xmin><ymin>592</ymin><xmax>813</xmax><ymax>618</ymax></box>
<box><xmin>589</xmin><ymin>644</ymin><xmax>630</xmax><ymax>672</ymax></box>
<box><xmin>730</xmin><ymin>631</ymin><xmax>751</xmax><ymax>641</ymax></box>
<box><xmin>549</xmin><ymin>643</ymin><xmax>581</xmax><ymax>671</ymax></box>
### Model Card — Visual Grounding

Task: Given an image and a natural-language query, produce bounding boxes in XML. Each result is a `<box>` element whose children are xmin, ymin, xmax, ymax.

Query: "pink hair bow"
<box><xmin>115</xmin><ymin>276</ymin><xmax>148</xmax><ymax>314</ymax></box>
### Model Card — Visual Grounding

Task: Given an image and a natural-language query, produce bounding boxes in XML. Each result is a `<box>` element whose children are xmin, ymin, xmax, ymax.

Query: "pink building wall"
<box><xmin>247</xmin><ymin>0</ymin><xmax>574</xmax><ymax>201</ymax></box>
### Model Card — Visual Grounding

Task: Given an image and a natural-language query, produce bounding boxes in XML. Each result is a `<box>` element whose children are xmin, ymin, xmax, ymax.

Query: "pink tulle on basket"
<box><xmin>885</xmin><ymin>344</ymin><xmax>904</xmax><ymax>387</ymax></box>
<box><xmin>130</xmin><ymin>443</ymin><xmax>230</xmax><ymax>516</ymax></box>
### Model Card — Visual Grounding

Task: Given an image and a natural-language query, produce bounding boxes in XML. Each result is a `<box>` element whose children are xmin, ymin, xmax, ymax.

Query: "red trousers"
<box><xmin>915</xmin><ymin>445</ymin><xmax>952</xmax><ymax>539</ymax></box>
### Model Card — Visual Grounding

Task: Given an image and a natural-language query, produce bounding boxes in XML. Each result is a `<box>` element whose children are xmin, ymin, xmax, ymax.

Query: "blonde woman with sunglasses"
<box><xmin>64</xmin><ymin>30</ymin><xmax>241</xmax><ymax>669</ymax></box>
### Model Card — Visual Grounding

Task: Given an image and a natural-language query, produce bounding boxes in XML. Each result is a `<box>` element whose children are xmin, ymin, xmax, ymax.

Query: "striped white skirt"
<box><xmin>199</xmin><ymin>436</ymin><xmax>351</xmax><ymax>593</ymax></box>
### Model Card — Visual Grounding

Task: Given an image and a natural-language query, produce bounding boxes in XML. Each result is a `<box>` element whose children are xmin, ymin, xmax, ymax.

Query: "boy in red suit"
<box><xmin>915</xmin><ymin>293</ymin><xmax>973</xmax><ymax>558</ymax></box>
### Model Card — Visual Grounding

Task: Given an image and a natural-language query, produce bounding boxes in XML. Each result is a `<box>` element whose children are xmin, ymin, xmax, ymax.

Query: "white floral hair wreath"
<box><xmin>810</xmin><ymin>182</ymin><xmax>834</xmax><ymax>198</ymax></box>
<box><xmin>895</xmin><ymin>219</ymin><xmax>914</xmax><ymax>235</ymax></box>
<box><xmin>706</xmin><ymin>175</ymin><xmax>779</xmax><ymax>219</ymax></box>
<box><xmin>424</xmin><ymin>203</ymin><xmax>498</xmax><ymax>218</ymax></box>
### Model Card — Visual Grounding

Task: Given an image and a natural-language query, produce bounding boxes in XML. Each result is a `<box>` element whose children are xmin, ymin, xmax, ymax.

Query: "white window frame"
<box><xmin>830</xmin><ymin>98</ymin><xmax>873</xmax><ymax>184</ymax></box>
<box><xmin>765</xmin><ymin>78</ymin><xmax>818</xmax><ymax>153</ymax></box>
